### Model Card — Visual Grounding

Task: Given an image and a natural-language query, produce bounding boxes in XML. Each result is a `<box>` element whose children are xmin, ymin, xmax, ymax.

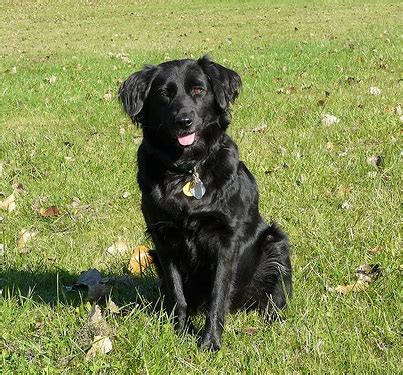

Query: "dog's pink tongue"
<box><xmin>177</xmin><ymin>133</ymin><xmax>195</xmax><ymax>146</ymax></box>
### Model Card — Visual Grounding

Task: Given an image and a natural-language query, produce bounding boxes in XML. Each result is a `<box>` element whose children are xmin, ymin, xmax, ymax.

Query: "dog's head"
<box><xmin>119</xmin><ymin>56</ymin><xmax>241</xmax><ymax>149</ymax></box>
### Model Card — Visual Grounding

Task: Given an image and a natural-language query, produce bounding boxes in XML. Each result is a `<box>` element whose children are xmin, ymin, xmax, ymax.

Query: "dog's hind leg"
<box><xmin>249</xmin><ymin>224</ymin><xmax>292</xmax><ymax>316</ymax></box>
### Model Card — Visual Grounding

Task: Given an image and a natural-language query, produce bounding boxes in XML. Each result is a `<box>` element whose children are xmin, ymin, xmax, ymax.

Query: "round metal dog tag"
<box><xmin>192</xmin><ymin>181</ymin><xmax>206</xmax><ymax>199</ymax></box>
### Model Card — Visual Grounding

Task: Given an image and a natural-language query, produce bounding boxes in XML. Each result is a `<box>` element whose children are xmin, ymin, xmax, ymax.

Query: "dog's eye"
<box><xmin>192</xmin><ymin>86</ymin><xmax>204</xmax><ymax>95</ymax></box>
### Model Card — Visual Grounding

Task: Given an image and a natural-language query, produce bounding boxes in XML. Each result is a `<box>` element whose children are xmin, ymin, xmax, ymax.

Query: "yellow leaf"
<box><xmin>17</xmin><ymin>228</ymin><xmax>37</xmax><ymax>252</ymax></box>
<box><xmin>128</xmin><ymin>245</ymin><xmax>154</xmax><ymax>275</ymax></box>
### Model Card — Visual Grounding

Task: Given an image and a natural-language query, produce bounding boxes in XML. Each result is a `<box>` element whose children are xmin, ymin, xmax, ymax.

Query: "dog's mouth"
<box><xmin>177</xmin><ymin>132</ymin><xmax>196</xmax><ymax>147</ymax></box>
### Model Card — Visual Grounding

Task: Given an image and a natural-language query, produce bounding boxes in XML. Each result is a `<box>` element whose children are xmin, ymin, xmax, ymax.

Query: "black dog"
<box><xmin>119</xmin><ymin>56</ymin><xmax>292</xmax><ymax>350</ymax></box>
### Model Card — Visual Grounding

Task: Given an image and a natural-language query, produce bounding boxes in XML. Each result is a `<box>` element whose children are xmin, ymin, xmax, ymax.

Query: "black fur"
<box><xmin>119</xmin><ymin>56</ymin><xmax>292</xmax><ymax>350</ymax></box>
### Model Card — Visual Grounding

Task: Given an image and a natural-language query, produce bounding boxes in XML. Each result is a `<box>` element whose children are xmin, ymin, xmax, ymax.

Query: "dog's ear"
<box><xmin>198</xmin><ymin>56</ymin><xmax>242</xmax><ymax>110</ymax></box>
<box><xmin>118</xmin><ymin>65</ymin><xmax>159</xmax><ymax>122</ymax></box>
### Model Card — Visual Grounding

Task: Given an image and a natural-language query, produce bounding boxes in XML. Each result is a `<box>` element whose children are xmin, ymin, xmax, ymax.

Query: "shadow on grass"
<box><xmin>0</xmin><ymin>267</ymin><xmax>161</xmax><ymax>310</ymax></box>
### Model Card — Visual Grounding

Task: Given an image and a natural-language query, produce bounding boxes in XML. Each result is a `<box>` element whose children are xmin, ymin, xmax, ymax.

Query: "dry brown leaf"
<box><xmin>327</xmin><ymin>264</ymin><xmax>381</xmax><ymax>295</ymax></box>
<box><xmin>12</xmin><ymin>182</ymin><xmax>27</xmax><ymax>195</ymax></box>
<box><xmin>128</xmin><ymin>245</ymin><xmax>154</xmax><ymax>274</ymax></box>
<box><xmin>368</xmin><ymin>246</ymin><xmax>383</xmax><ymax>255</ymax></box>
<box><xmin>85</xmin><ymin>335</ymin><xmax>112</xmax><ymax>359</ymax></box>
<box><xmin>18</xmin><ymin>228</ymin><xmax>37</xmax><ymax>252</ymax></box>
<box><xmin>106</xmin><ymin>240</ymin><xmax>129</xmax><ymax>256</ymax></box>
<box><xmin>327</xmin><ymin>280</ymin><xmax>368</xmax><ymax>294</ymax></box>
<box><xmin>39</xmin><ymin>205</ymin><xmax>61</xmax><ymax>217</ymax></box>
<box><xmin>242</xmin><ymin>327</ymin><xmax>259</xmax><ymax>335</ymax></box>
<box><xmin>0</xmin><ymin>194</ymin><xmax>16</xmax><ymax>212</ymax></box>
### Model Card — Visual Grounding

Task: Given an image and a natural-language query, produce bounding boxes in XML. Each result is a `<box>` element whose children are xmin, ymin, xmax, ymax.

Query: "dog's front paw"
<box><xmin>200</xmin><ymin>331</ymin><xmax>221</xmax><ymax>351</ymax></box>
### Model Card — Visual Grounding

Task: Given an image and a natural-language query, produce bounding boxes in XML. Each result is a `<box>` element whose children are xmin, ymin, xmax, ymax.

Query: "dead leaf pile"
<box><xmin>128</xmin><ymin>245</ymin><xmax>154</xmax><ymax>275</ymax></box>
<box><xmin>327</xmin><ymin>264</ymin><xmax>381</xmax><ymax>295</ymax></box>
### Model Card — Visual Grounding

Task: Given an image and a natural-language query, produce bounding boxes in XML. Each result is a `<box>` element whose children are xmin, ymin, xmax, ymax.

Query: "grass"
<box><xmin>0</xmin><ymin>0</ymin><xmax>401</xmax><ymax>372</ymax></box>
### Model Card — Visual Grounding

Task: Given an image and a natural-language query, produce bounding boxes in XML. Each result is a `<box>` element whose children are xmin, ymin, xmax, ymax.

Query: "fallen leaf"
<box><xmin>242</xmin><ymin>327</ymin><xmax>259</xmax><ymax>335</ymax></box>
<box><xmin>122</xmin><ymin>191</ymin><xmax>131</xmax><ymax>199</ymax></box>
<box><xmin>317</xmin><ymin>99</ymin><xmax>325</xmax><ymax>107</ymax></box>
<box><xmin>106</xmin><ymin>240</ymin><xmax>129</xmax><ymax>256</ymax></box>
<box><xmin>340</xmin><ymin>201</ymin><xmax>352</xmax><ymax>210</ymax></box>
<box><xmin>0</xmin><ymin>194</ymin><xmax>16</xmax><ymax>212</ymax></box>
<box><xmin>18</xmin><ymin>228</ymin><xmax>37</xmax><ymax>252</ymax></box>
<box><xmin>276</xmin><ymin>86</ymin><xmax>296</xmax><ymax>95</ymax></box>
<box><xmin>128</xmin><ymin>245</ymin><xmax>154</xmax><ymax>274</ymax></box>
<box><xmin>251</xmin><ymin>124</ymin><xmax>267</xmax><ymax>132</ymax></box>
<box><xmin>31</xmin><ymin>196</ymin><xmax>48</xmax><ymax>213</ymax></box>
<box><xmin>11</xmin><ymin>66</ymin><xmax>17</xmax><ymax>74</ymax></box>
<box><xmin>47</xmin><ymin>75</ymin><xmax>57</xmax><ymax>84</ymax></box>
<box><xmin>346</xmin><ymin>76</ymin><xmax>360</xmax><ymax>85</ymax></box>
<box><xmin>69</xmin><ymin>197</ymin><xmax>91</xmax><ymax>215</ymax></box>
<box><xmin>356</xmin><ymin>264</ymin><xmax>381</xmax><ymax>283</ymax></box>
<box><xmin>326</xmin><ymin>280</ymin><xmax>368</xmax><ymax>294</ymax></box>
<box><xmin>325</xmin><ymin>141</ymin><xmax>334</xmax><ymax>151</ymax></box>
<box><xmin>12</xmin><ymin>182</ymin><xmax>27</xmax><ymax>195</ymax></box>
<box><xmin>337</xmin><ymin>185</ymin><xmax>353</xmax><ymax>198</ymax></box>
<box><xmin>327</xmin><ymin>264</ymin><xmax>381</xmax><ymax>294</ymax></box>
<box><xmin>322</xmin><ymin>114</ymin><xmax>340</xmax><ymax>126</ymax></box>
<box><xmin>89</xmin><ymin>304</ymin><xmax>103</xmax><ymax>323</ymax></box>
<box><xmin>86</xmin><ymin>335</ymin><xmax>112</xmax><ymax>359</ymax></box>
<box><xmin>368</xmin><ymin>246</ymin><xmax>383</xmax><ymax>255</ymax></box>
<box><xmin>0</xmin><ymin>244</ymin><xmax>5</xmax><ymax>256</ymax></box>
<box><xmin>107</xmin><ymin>300</ymin><xmax>119</xmax><ymax>314</ymax></box>
<box><xmin>367</xmin><ymin>155</ymin><xmax>383</xmax><ymax>168</ymax></box>
<box><xmin>75</xmin><ymin>269</ymin><xmax>112</xmax><ymax>302</ymax></box>
<box><xmin>369</xmin><ymin>86</ymin><xmax>381</xmax><ymax>96</ymax></box>
<box><xmin>296</xmin><ymin>174</ymin><xmax>307</xmax><ymax>186</ymax></box>
<box><xmin>104</xmin><ymin>92</ymin><xmax>113</xmax><ymax>101</ymax></box>
<box><xmin>39</xmin><ymin>205</ymin><xmax>61</xmax><ymax>217</ymax></box>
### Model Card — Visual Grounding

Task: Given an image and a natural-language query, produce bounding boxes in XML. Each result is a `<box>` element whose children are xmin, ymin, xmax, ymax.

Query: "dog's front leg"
<box><xmin>157</xmin><ymin>252</ymin><xmax>190</xmax><ymax>333</ymax></box>
<box><xmin>200</xmin><ymin>249</ymin><xmax>237</xmax><ymax>350</ymax></box>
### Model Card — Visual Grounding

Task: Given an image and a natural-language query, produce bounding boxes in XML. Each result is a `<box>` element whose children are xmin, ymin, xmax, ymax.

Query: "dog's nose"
<box><xmin>175</xmin><ymin>116</ymin><xmax>193</xmax><ymax>128</ymax></box>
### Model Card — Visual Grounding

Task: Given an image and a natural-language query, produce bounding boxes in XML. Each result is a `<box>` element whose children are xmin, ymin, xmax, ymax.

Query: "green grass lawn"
<box><xmin>1</xmin><ymin>0</ymin><xmax>401</xmax><ymax>372</ymax></box>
